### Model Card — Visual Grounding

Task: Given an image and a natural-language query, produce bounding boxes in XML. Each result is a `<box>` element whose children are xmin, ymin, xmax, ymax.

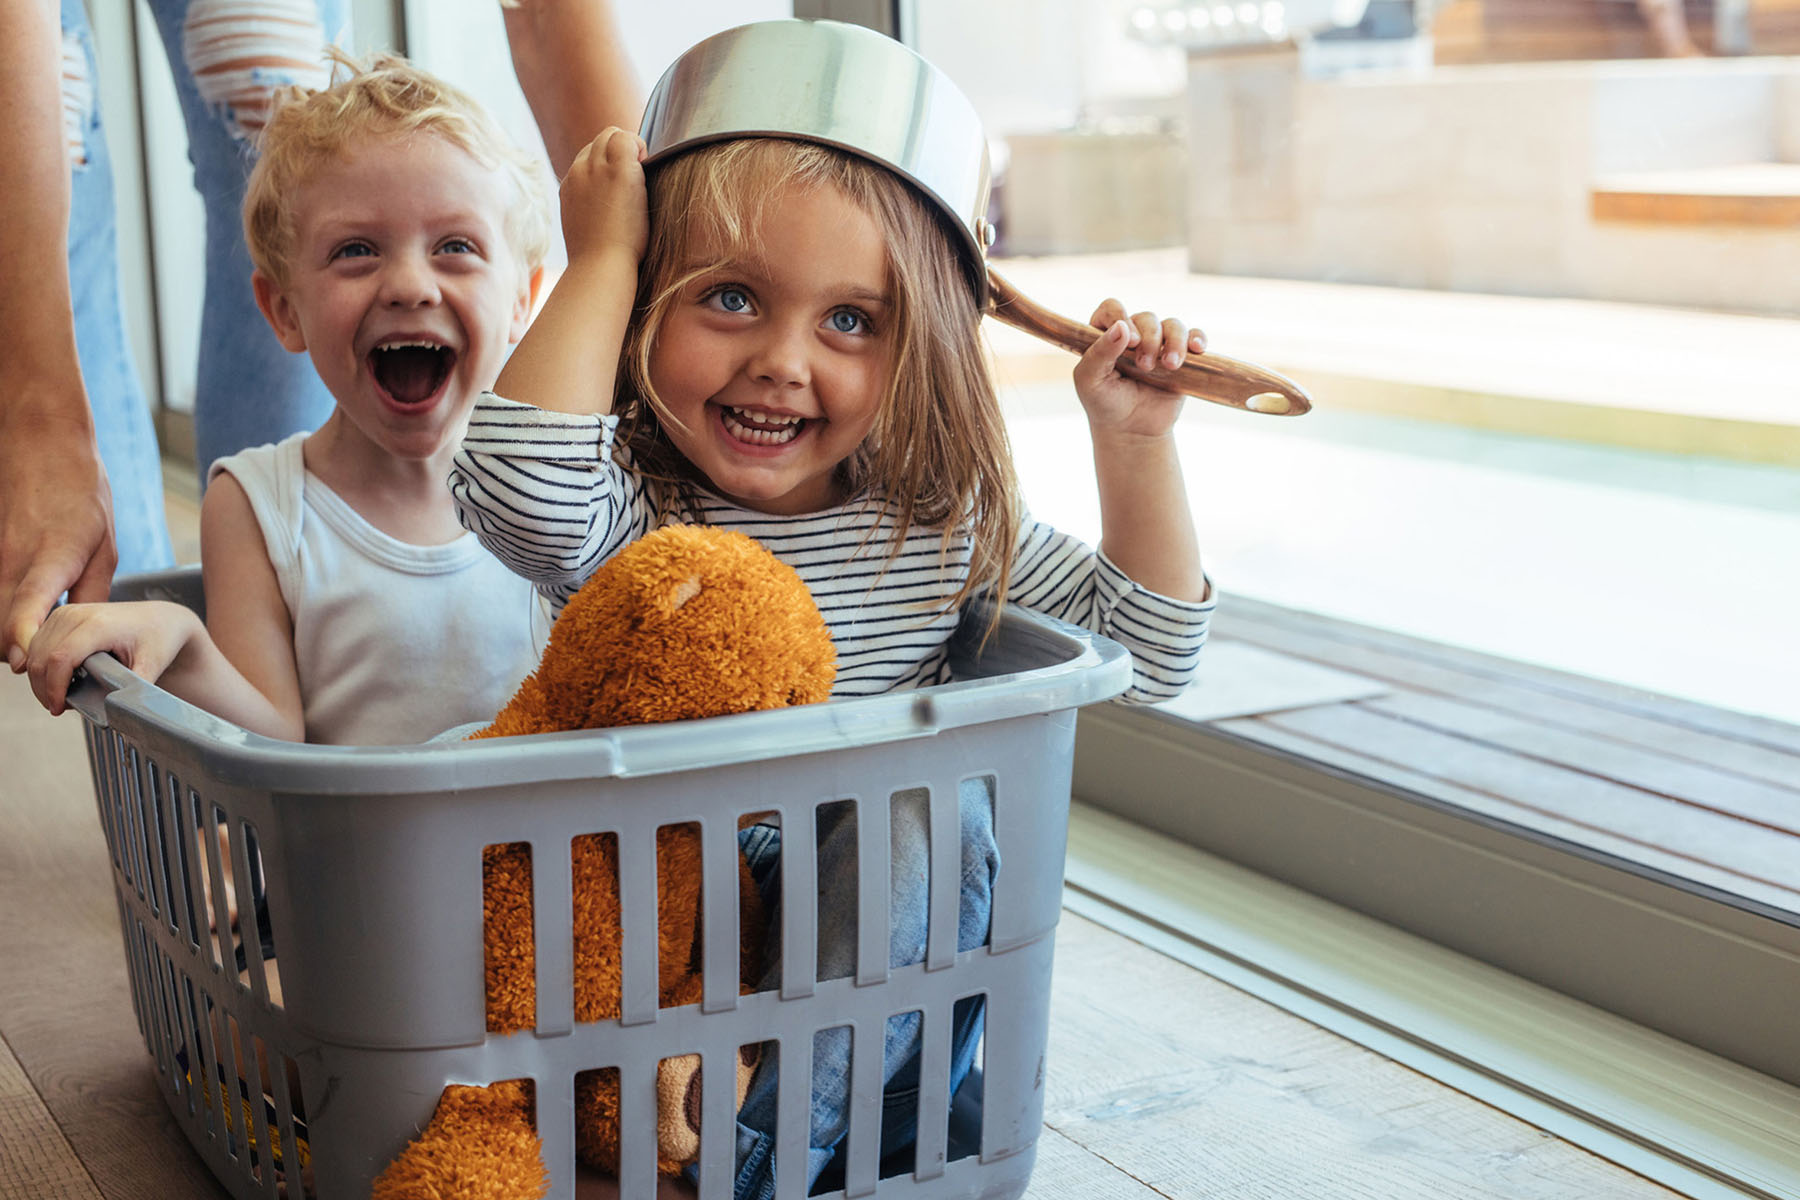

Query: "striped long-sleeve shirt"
<box><xmin>450</xmin><ymin>393</ymin><xmax>1213</xmax><ymax>704</ymax></box>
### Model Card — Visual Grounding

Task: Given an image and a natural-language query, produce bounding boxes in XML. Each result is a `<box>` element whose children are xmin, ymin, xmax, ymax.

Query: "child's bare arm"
<box><xmin>493</xmin><ymin>126</ymin><xmax>647</xmax><ymax>416</ymax></box>
<box><xmin>26</xmin><ymin>600</ymin><xmax>199</xmax><ymax>715</ymax></box>
<box><xmin>1071</xmin><ymin>299</ymin><xmax>1209</xmax><ymax>604</ymax></box>
<box><xmin>25</xmin><ymin>473</ymin><xmax>303</xmax><ymax>736</ymax></box>
<box><xmin>23</xmin><ymin>593</ymin><xmax>297</xmax><ymax>738</ymax></box>
<box><xmin>194</xmin><ymin>474</ymin><xmax>305</xmax><ymax>740</ymax></box>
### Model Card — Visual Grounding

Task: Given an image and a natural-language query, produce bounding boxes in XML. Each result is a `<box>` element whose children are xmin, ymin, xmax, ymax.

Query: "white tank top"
<box><xmin>209</xmin><ymin>433</ymin><xmax>537</xmax><ymax>745</ymax></box>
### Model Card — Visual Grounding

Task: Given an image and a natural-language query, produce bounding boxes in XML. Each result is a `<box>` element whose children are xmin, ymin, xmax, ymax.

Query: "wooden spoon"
<box><xmin>986</xmin><ymin>267</ymin><xmax>1312</xmax><ymax>416</ymax></box>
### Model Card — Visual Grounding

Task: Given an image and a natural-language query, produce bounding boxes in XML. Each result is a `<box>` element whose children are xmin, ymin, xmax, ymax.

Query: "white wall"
<box><xmin>1779</xmin><ymin>71</ymin><xmax>1800</xmax><ymax>163</ymax></box>
<box><xmin>912</xmin><ymin>0</ymin><xmax>1185</xmax><ymax>135</ymax></box>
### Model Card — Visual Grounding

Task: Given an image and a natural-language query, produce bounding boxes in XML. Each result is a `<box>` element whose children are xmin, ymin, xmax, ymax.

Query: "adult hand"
<box><xmin>0</xmin><ymin>400</ymin><xmax>118</xmax><ymax>672</ymax></box>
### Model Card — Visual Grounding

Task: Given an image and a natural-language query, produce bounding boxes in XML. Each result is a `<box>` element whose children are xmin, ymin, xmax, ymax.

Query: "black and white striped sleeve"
<box><xmin>449</xmin><ymin>392</ymin><xmax>652</xmax><ymax>606</ymax></box>
<box><xmin>1008</xmin><ymin>516</ymin><xmax>1213</xmax><ymax>705</ymax></box>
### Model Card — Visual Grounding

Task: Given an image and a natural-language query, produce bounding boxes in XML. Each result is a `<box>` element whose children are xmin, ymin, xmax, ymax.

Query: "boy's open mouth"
<box><xmin>721</xmin><ymin>405</ymin><xmax>806</xmax><ymax>446</ymax></box>
<box><xmin>370</xmin><ymin>341</ymin><xmax>456</xmax><ymax>407</ymax></box>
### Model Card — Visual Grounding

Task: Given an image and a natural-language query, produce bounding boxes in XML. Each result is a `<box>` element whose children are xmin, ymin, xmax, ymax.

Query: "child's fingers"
<box><xmin>25</xmin><ymin>609</ymin><xmax>84</xmax><ymax>715</ymax></box>
<box><xmin>566</xmin><ymin>128</ymin><xmax>642</xmax><ymax>183</ymax></box>
<box><xmin>1089</xmin><ymin>298</ymin><xmax>1130</xmax><ymax>335</ymax></box>
<box><xmin>1074</xmin><ymin>319</ymin><xmax>1133</xmax><ymax>390</ymax></box>
<box><xmin>1130</xmin><ymin>310</ymin><xmax>1163</xmax><ymax>371</ymax></box>
<box><xmin>1156</xmin><ymin>317</ymin><xmax>1192</xmax><ymax>369</ymax></box>
<box><xmin>30</xmin><ymin>653</ymin><xmax>76</xmax><ymax>715</ymax></box>
<box><xmin>566</xmin><ymin>130</ymin><xmax>605</xmax><ymax>178</ymax></box>
<box><xmin>602</xmin><ymin>127</ymin><xmax>647</xmax><ymax>165</ymax></box>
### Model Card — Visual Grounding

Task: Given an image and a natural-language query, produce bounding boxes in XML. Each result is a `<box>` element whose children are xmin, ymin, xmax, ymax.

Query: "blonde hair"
<box><xmin>618</xmin><ymin>138</ymin><xmax>1021</xmax><ymax>618</ymax></box>
<box><xmin>243</xmin><ymin>49</ymin><xmax>551</xmax><ymax>287</ymax></box>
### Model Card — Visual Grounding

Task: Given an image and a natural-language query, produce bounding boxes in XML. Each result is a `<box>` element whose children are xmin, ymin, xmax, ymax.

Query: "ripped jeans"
<box><xmin>719</xmin><ymin>778</ymin><xmax>997</xmax><ymax>1200</ymax></box>
<box><xmin>60</xmin><ymin>0</ymin><xmax>346</xmax><ymax>574</ymax></box>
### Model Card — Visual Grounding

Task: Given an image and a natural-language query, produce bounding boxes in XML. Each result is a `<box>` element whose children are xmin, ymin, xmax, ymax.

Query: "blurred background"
<box><xmin>92</xmin><ymin>0</ymin><xmax>1799</xmax><ymax>726</ymax></box>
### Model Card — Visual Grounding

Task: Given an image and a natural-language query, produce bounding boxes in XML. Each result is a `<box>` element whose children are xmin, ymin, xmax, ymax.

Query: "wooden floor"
<box><xmin>1204</xmin><ymin>597</ymin><xmax>1800</xmax><ymax>911</ymax></box>
<box><xmin>0</xmin><ymin>649</ymin><xmax>1693</xmax><ymax>1198</ymax></box>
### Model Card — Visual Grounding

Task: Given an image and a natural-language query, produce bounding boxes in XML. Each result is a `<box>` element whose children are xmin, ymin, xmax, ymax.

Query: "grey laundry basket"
<box><xmin>71</xmin><ymin>567</ymin><xmax>1130</xmax><ymax>1200</ymax></box>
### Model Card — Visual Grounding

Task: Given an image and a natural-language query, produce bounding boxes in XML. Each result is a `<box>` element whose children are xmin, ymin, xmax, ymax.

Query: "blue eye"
<box><xmin>332</xmin><ymin>241</ymin><xmax>374</xmax><ymax>260</ymax></box>
<box><xmin>828</xmin><ymin>308</ymin><xmax>870</xmax><ymax>335</ymax></box>
<box><xmin>439</xmin><ymin>237</ymin><xmax>476</xmax><ymax>255</ymax></box>
<box><xmin>708</xmin><ymin>286</ymin><xmax>752</xmax><ymax>314</ymax></box>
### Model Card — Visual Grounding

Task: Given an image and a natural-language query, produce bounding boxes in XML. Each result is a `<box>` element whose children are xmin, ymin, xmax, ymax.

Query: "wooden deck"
<box><xmin>1433</xmin><ymin>0</ymin><xmax>1723</xmax><ymax>62</ymax></box>
<box><xmin>1201</xmin><ymin>596</ymin><xmax>1800</xmax><ymax>912</ymax></box>
<box><xmin>0</xmin><ymin>630</ymin><xmax>1688</xmax><ymax>1199</ymax></box>
<box><xmin>1592</xmin><ymin>163</ymin><xmax>1800</xmax><ymax>228</ymax></box>
<box><xmin>1430</xmin><ymin>0</ymin><xmax>1800</xmax><ymax>61</ymax></box>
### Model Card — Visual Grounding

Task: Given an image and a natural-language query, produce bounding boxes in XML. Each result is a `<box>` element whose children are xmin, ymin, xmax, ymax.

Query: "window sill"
<box><xmin>1063</xmin><ymin>800</ymin><xmax>1800</xmax><ymax>1200</ymax></box>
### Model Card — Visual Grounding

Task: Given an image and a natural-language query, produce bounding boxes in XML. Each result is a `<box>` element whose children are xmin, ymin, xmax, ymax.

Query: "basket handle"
<box><xmin>64</xmin><ymin>660</ymin><xmax>115</xmax><ymax>728</ymax></box>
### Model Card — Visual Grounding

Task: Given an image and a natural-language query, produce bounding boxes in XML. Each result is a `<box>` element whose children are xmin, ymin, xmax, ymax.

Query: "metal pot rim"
<box><xmin>639</xmin><ymin>19</ymin><xmax>993</xmax><ymax>302</ymax></box>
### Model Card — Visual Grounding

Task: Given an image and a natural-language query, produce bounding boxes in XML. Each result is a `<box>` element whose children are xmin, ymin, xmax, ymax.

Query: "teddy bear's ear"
<box><xmin>669</xmin><ymin>573</ymin><xmax>704</xmax><ymax>612</ymax></box>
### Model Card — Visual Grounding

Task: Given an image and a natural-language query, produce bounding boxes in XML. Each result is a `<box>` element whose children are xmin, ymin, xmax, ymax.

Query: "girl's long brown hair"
<box><xmin>616</xmin><ymin>139</ymin><xmax>1021</xmax><ymax>620</ymax></box>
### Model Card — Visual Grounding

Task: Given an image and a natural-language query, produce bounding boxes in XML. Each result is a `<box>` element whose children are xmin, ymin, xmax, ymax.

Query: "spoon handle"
<box><xmin>986</xmin><ymin>267</ymin><xmax>1312</xmax><ymax>416</ymax></box>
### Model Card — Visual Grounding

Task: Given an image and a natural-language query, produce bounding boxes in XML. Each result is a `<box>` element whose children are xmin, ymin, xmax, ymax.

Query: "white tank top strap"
<box><xmin>206</xmin><ymin>431</ymin><xmax>308</xmax><ymax>614</ymax></box>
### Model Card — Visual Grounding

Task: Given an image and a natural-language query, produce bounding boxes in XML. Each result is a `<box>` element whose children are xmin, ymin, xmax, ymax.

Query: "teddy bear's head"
<box><xmin>479</xmin><ymin>524</ymin><xmax>836</xmax><ymax>738</ymax></box>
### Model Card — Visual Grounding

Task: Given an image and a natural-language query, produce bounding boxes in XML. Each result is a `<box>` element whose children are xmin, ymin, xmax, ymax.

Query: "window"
<box><xmin>898</xmin><ymin>0</ymin><xmax>1800</xmax><ymax>1155</ymax></box>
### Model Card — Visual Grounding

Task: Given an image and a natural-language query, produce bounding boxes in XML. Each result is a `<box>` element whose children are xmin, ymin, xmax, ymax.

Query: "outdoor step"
<box><xmin>1430</xmin><ymin>0</ymin><xmax>1721</xmax><ymax>62</ymax></box>
<box><xmin>1592</xmin><ymin>162</ymin><xmax>1800</xmax><ymax>226</ymax></box>
<box><xmin>986</xmin><ymin>250</ymin><xmax>1800</xmax><ymax>465</ymax></box>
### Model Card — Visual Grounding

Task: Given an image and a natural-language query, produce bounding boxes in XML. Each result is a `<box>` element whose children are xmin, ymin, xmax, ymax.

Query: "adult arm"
<box><xmin>0</xmin><ymin>0</ymin><xmax>118</xmax><ymax>670</ymax></box>
<box><xmin>501</xmin><ymin>0</ymin><xmax>643</xmax><ymax>178</ymax></box>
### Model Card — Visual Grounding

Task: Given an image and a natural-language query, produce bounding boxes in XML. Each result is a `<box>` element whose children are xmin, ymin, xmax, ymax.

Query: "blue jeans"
<box><xmin>60</xmin><ymin>0</ymin><xmax>346</xmax><ymax>573</ymax></box>
<box><xmin>723</xmin><ymin>778</ymin><xmax>997</xmax><ymax>1200</ymax></box>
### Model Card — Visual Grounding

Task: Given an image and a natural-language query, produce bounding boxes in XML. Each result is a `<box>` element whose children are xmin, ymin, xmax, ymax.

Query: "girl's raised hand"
<box><xmin>560</xmin><ymin>126</ymin><xmax>648</xmax><ymax>264</ymax></box>
<box><xmin>1072</xmin><ymin>299</ymin><xmax>1209</xmax><ymax>439</ymax></box>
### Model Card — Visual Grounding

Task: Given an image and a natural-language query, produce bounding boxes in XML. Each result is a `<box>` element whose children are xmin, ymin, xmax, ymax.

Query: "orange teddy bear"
<box><xmin>372</xmin><ymin>525</ymin><xmax>836</xmax><ymax>1198</ymax></box>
